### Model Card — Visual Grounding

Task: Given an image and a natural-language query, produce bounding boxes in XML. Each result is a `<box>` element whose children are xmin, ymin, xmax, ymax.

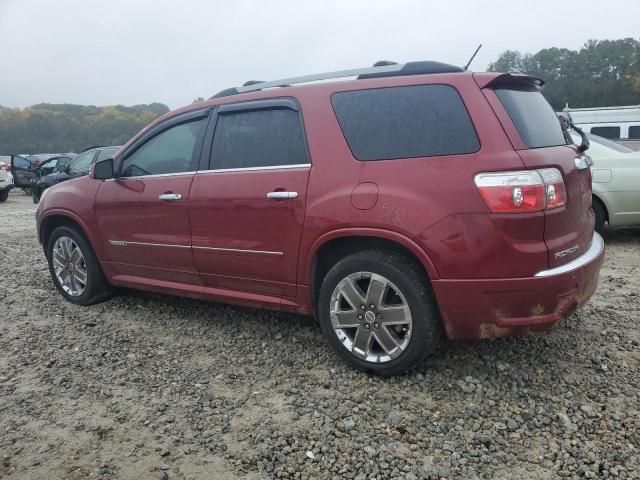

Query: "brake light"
<box><xmin>0</xmin><ymin>163</ymin><xmax>8</xmax><ymax>171</ymax></box>
<box><xmin>474</xmin><ymin>168</ymin><xmax>566</xmax><ymax>213</ymax></box>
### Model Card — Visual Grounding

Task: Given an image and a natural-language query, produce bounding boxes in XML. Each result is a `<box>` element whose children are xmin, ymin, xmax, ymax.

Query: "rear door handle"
<box><xmin>267</xmin><ymin>191</ymin><xmax>298</xmax><ymax>200</ymax></box>
<box><xmin>159</xmin><ymin>193</ymin><xmax>182</xmax><ymax>201</ymax></box>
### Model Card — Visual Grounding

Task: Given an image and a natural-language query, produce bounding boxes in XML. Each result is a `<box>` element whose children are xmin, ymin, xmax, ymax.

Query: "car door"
<box><xmin>94</xmin><ymin>109</ymin><xmax>209</xmax><ymax>284</ymax></box>
<box><xmin>189</xmin><ymin>99</ymin><xmax>311</xmax><ymax>298</ymax></box>
<box><xmin>10</xmin><ymin>155</ymin><xmax>35</xmax><ymax>187</ymax></box>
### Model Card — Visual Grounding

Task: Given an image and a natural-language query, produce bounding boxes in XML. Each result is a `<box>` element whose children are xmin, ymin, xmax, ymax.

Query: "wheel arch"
<box><xmin>305</xmin><ymin>229</ymin><xmax>440</xmax><ymax>308</ymax></box>
<box><xmin>592</xmin><ymin>193</ymin><xmax>609</xmax><ymax>222</ymax></box>
<box><xmin>39</xmin><ymin>211</ymin><xmax>99</xmax><ymax>257</ymax></box>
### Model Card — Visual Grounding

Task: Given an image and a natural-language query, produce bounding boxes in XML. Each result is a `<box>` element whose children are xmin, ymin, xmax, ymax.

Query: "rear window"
<box><xmin>331</xmin><ymin>85</ymin><xmax>479</xmax><ymax>161</ymax></box>
<box><xmin>495</xmin><ymin>86</ymin><xmax>567</xmax><ymax>149</ymax></box>
<box><xmin>591</xmin><ymin>126</ymin><xmax>621</xmax><ymax>139</ymax></box>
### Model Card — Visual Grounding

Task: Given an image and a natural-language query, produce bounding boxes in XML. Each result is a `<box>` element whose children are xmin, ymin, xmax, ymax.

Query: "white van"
<box><xmin>561</xmin><ymin>105</ymin><xmax>640</xmax><ymax>145</ymax></box>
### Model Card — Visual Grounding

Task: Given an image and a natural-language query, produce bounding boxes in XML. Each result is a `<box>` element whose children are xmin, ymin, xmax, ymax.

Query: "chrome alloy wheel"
<box><xmin>330</xmin><ymin>272</ymin><xmax>413</xmax><ymax>363</ymax></box>
<box><xmin>52</xmin><ymin>236</ymin><xmax>87</xmax><ymax>297</ymax></box>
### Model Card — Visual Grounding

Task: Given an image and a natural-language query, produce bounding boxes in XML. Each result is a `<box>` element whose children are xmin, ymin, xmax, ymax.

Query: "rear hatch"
<box><xmin>481</xmin><ymin>74</ymin><xmax>594</xmax><ymax>269</ymax></box>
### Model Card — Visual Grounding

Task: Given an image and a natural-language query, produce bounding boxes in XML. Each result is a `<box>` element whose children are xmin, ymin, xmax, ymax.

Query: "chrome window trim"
<box><xmin>534</xmin><ymin>232</ymin><xmax>604</xmax><ymax>277</ymax></box>
<box><xmin>109</xmin><ymin>171</ymin><xmax>197</xmax><ymax>181</ymax></box>
<box><xmin>197</xmin><ymin>163</ymin><xmax>311</xmax><ymax>175</ymax></box>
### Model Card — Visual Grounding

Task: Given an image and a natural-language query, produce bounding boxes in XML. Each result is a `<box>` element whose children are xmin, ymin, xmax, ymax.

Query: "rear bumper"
<box><xmin>432</xmin><ymin>232</ymin><xmax>605</xmax><ymax>340</ymax></box>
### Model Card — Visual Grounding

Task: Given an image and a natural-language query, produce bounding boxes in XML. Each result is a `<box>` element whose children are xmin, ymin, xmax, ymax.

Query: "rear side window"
<box><xmin>494</xmin><ymin>86</ymin><xmax>567</xmax><ymax>148</ymax></box>
<box><xmin>629</xmin><ymin>126</ymin><xmax>640</xmax><ymax>139</ymax></box>
<box><xmin>211</xmin><ymin>108</ymin><xmax>309</xmax><ymax>170</ymax></box>
<box><xmin>332</xmin><ymin>85</ymin><xmax>479</xmax><ymax>161</ymax></box>
<box><xmin>591</xmin><ymin>126</ymin><xmax>621</xmax><ymax>139</ymax></box>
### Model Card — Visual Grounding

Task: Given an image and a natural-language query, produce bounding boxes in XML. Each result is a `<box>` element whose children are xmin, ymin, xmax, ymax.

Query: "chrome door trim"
<box><xmin>192</xmin><ymin>245</ymin><xmax>284</xmax><ymax>257</ymax></box>
<box><xmin>196</xmin><ymin>163</ymin><xmax>311</xmax><ymax>175</ymax></box>
<box><xmin>108</xmin><ymin>240</ymin><xmax>284</xmax><ymax>257</ymax></box>
<box><xmin>108</xmin><ymin>240</ymin><xmax>191</xmax><ymax>249</ymax></box>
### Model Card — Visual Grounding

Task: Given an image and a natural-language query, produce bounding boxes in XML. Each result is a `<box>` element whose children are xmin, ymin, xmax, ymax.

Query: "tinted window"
<box><xmin>122</xmin><ymin>119</ymin><xmax>205</xmax><ymax>177</ymax></box>
<box><xmin>211</xmin><ymin>108</ymin><xmax>309</xmax><ymax>169</ymax></box>
<box><xmin>590</xmin><ymin>126</ymin><xmax>621</xmax><ymax>139</ymax></box>
<box><xmin>13</xmin><ymin>156</ymin><xmax>30</xmax><ymax>169</ymax></box>
<box><xmin>331</xmin><ymin>85</ymin><xmax>479</xmax><ymax>161</ymax></box>
<box><xmin>629</xmin><ymin>126</ymin><xmax>640</xmax><ymax>139</ymax></box>
<box><xmin>495</xmin><ymin>86</ymin><xmax>567</xmax><ymax>148</ymax></box>
<box><xmin>68</xmin><ymin>150</ymin><xmax>96</xmax><ymax>174</ymax></box>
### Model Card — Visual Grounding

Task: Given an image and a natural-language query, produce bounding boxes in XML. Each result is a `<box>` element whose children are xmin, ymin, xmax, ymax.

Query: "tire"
<box><xmin>32</xmin><ymin>187</ymin><xmax>40</xmax><ymax>203</ymax></box>
<box><xmin>317</xmin><ymin>250</ymin><xmax>441</xmax><ymax>376</ymax></box>
<box><xmin>46</xmin><ymin>225</ymin><xmax>113</xmax><ymax>305</ymax></box>
<box><xmin>0</xmin><ymin>189</ymin><xmax>8</xmax><ymax>202</ymax></box>
<box><xmin>592</xmin><ymin>198</ymin><xmax>607</xmax><ymax>235</ymax></box>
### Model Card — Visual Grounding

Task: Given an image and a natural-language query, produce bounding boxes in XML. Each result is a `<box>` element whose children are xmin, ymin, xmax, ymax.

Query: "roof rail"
<box><xmin>211</xmin><ymin>61</ymin><xmax>463</xmax><ymax>99</ymax></box>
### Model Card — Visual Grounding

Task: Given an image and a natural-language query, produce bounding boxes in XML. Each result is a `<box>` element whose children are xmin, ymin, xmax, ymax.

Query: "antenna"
<box><xmin>463</xmin><ymin>44</ymin><xmax>483</xmax><ymax>71</ymax></box>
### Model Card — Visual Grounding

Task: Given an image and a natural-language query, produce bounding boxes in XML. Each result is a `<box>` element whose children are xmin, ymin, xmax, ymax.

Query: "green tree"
<box><xmin>488</xmin><ymin>38</ymin><xmax>640</xmax><ymax>109</ymax></box>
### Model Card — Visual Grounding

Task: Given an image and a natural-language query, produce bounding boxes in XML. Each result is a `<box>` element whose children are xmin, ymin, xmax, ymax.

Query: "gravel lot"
<box><xmin>1</xmin><ymin>192</ymin><xmax>639</xmax><ymax>480</ymax></box>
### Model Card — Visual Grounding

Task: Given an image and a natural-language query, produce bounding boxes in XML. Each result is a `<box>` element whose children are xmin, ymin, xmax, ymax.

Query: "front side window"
<box><xmin>591</xmin><ymin>126</ymin><xmax>621</xmax><ymax>139</ymax></box>
<box><xmin>629</xmin><ymin>125</ymin><xmax>640</xmax><ymax>139</ymax></box>
<box><xmin>121</xmin><ymin>118</ymin><xmax>205</xmax><ymax>177</ymax></box>
<box><xmin>331</xmin><ymin>85</ymin><xmax>479</xmax><ymax>161</ymax></box>
<box><xmin>13</xmin><ymin>156</ymin><xmax>30</xmax><ymax>169</ymax></box>
<box><xmin>210</xmin><ymin>107</ymin><xmax>309</xmax><ymax>170</ymax></box>
<box><xmin>68</xmin><ymin>150</ymin><xmax>96</xmax><ymax>174</ymax></box>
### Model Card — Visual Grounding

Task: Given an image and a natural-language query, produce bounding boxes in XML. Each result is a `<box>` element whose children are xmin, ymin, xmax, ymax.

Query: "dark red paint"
<box><xmin>36</xmin><ymin>71</ymin><xmax>604</xmax><ymax>340</ymax></box>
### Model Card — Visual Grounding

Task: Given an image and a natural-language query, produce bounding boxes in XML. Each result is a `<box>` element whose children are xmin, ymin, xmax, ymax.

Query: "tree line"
<box><xmin>488</xmin><ymin>38</ymin><xmax>640</xmax><ymax>110</ymax></box>
<box><xmin>0</xmin><ymin>102</ymin><xmax>170</xmax><ymax>154</ymax></box>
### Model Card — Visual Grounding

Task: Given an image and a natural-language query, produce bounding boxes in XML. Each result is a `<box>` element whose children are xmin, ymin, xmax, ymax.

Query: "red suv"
<box><xmin>36</xmin><ymin>61</ymin><xmax>604</xmax><ymax>375</ymax></box>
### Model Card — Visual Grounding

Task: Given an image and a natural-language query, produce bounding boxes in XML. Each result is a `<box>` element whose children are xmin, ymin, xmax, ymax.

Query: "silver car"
<box><xmin>572</xmin><ymin>132</ymin><xmax>640</xmax><ymax>232</ymax></box>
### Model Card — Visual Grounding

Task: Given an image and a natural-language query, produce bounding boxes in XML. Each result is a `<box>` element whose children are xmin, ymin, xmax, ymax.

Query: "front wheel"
<box><xmin>0</xmin><ymin>189</ymin><xmax>8</xmax><ymax>202</ymax></box>
<box><xmin>317</xmin><ymin>250</ymin><xmax>441</xmax><ymax>376</ymax></box>
<box><xmin>46</xmin><ymin>226</ymin><xmax>113</xmax><ymax>305</ymax></box>
<box><xmin>592</xmin><ymin>198</ymin><xmax>607</xmax><ymax>235</ymax></box>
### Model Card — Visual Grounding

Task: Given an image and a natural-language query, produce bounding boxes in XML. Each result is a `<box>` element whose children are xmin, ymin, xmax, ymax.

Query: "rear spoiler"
<box><xmin>473</xmin><ymin>72</ymin><xmax>544</xmax><ymax>89</ymax></box>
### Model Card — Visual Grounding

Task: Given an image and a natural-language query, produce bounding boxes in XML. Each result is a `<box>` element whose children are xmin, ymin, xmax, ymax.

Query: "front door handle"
<box><xmin>159</xmin><ymin>193</ymin><xmax>182</xmax><ymax>201</ymax></box>
<box><xmin>267</xmin><ymin>191</ymin><xmax>298</xmax><ymax>200</ymax></box>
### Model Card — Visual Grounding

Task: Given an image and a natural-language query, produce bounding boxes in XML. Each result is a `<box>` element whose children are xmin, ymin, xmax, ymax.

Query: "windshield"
<box><xmin>495</xmin><ymin>85</ymin><xmax>568</xmax><ymax>148</ymax></box>
<box><xmin>586</xmin><ymin>133</ymin><xmax>634</xmax><ymax>153</ymax></box>
<box><xmin>68</xmin><ymin>150</ymin><xmax>96</xmax><ymax>174</ymax></box>
<box><xmin>570</xmin><ymin>132</ymin><xmax>635</xmax><ymax>154</ymax></box>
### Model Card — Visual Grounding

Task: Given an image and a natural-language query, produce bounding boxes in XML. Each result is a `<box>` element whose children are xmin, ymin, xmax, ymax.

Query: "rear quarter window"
<box><xmin>331</xmin><ymin>85</ymin><xmax>479</xmax><ymax>161</ymax></box>
<box><xmin>494</xmin><ymin>86</ymin><xmax>567</xmax><ymax>149</ymax></box>
<box><xmin>590</xmin><ymin>126</ymin><xmax>621</xmax><ymax>139</ymax></box>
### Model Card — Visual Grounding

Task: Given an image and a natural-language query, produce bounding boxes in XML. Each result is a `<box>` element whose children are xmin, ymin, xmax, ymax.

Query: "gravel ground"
<box><xmin>1</xmin><ymin>192</ymin><xmax>639</xmax><ymax>480</ymax></box>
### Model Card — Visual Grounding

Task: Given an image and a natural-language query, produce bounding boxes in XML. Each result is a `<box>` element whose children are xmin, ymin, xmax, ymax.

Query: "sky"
<box><xmin>0</xmin><ymin>0</ymin><xmax>637</xmax><ymax>110</ymax></box>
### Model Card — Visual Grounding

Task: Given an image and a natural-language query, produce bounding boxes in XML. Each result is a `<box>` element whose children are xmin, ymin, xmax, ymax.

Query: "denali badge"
<box><xmin>554</xmin><ymin>245</ymin><xmax>579</xmax><ymax>258</ymax></box>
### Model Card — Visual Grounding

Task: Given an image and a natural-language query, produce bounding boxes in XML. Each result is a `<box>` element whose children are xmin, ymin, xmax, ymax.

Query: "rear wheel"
<box><xmin>317</xmin><ymin>250</ymin><xmax>440</xmax><ymax>376</ymax></box>
<box><xmin>46</xmin><ymin>226</ymin><xmax>113</xmax><ymax>305</ymax></box>
<box><xmin>592</xmin><ymin>198</ymin><xmax>607</xmax><ymax>235</ymax></box>
<box><xmin>0</xmin><ymin>189</ymin><xmax>8</xmax><ymax>202</ymax></box>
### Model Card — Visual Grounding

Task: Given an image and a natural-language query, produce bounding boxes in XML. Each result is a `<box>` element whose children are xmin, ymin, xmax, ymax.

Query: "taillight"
<box><xmin>474</xmin><ymin>168</ymin><xmax>566</xmax><ymax>213</ymax></box>
<box><xmin>0</xmin><ymin>163</ymin><xmax>8</xmax><ymax>171</ymax></box>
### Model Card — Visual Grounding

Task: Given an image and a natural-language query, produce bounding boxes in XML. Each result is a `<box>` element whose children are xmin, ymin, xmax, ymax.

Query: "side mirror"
<box><xmin>94</xmin><ymin>158</ymin><xmax>114</xmax><ymax>180</ymax></box>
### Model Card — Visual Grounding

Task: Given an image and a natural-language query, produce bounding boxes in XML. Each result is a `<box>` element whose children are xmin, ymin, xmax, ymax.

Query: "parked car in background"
<box><xmin>32</xmin><ymin>147</ymin><xmax>118</xmax><ymax>203</ymax></box>
<box><xmin>561</xmin><ymin>104</ymin><xmax>640</xmax><ymax>150</ymax></box>
<box><xmin>36</xmin><ymin>61</ymin><xmax>604</xmax><ymax>375</ymax></box>
<box><xmin>570</xmin><ymin>131</ymin><xmax>640</xmax><ymax>233</ymax></box>
<box><xmin>29</xmin><ymin>154</ymin><xmax>75</xmax><ymax>203</ymax></box>
<box><xmin>10</xmin><ymin>155</ymin><xmax>38</xmax><ymax>194</ymax></box>
<box><xmin>0</xmin><ymin>161</ymin><xmax>14</xmax><ymax>202</ymax></box>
